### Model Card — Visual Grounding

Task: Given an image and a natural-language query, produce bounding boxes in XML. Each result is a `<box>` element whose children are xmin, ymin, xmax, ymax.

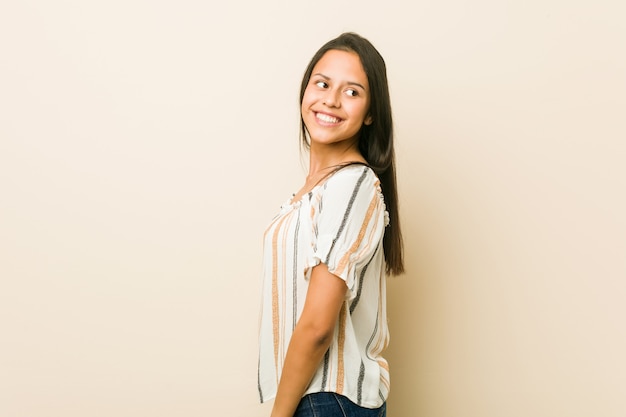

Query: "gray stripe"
<box><xmin>349</xmin><ymin>245</ymin><xmax>379</xmax><ymax>314</ymax></box>
<box><xmin>364</xmin><ymin>297</ymin><xmax>384</xmax><ymax>403</ymax></box>
<box><xmin>321</xmin><ymin>349</ymin><xmax>330</xmax><ymax>389</ymax></box>
<box><xmin>257</xmin><ymin>356</ymin><xmax>264</xmax><ymax>402</ymax></box>
<box><xmin>365</xmin><ymin>304</ymin><xmax>379</xmax><ymax>361</ymax></box>
<box><xmin>357</xmin><ymin>360</ymin><xmax>365</xmax><ymax>405</ymax></box>
<box><xmin>324</xmin><ymin>167</ymin><xmax>369</xmax><ymax>264</ymax></box>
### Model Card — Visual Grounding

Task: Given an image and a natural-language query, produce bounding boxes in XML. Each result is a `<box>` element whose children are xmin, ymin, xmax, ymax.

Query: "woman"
<box><xmin>258</xmin><ymin>32</ymin><xmax>404</xmax><ymax>417</ymax></box>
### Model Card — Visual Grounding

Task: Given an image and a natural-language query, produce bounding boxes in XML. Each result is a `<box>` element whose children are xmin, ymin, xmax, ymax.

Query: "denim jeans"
<box><xmin>293</xmin><ymin>392</ymin><xmax>386</xmax><ymax>417</ymax></box>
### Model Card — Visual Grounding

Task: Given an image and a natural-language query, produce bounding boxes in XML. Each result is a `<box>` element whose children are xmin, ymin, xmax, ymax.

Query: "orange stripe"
<box><xmin>378</xmin><ymin>360</ymin><xmax>390</xmax><ymax>392</ymax></box>
<box><xmin>279</xmin><ymin>211</ymin><xmax>296</xmax><ymax>364</ymax></box>
<box><xmin>335</xmin><ymin>194</ymin><xmax>377</xmax><ymax>275</ymax></box>
<box><xmin>379</xmin><ymin>374</ymin><xmax>390</xmax><ymax>391</ymax></box>
<box><xmin>310</xmin><ymin>202</ymin><xmax>317</xmax><ymax>243</ymax></box>
<box><xmin>264</xmin><ymin>211</ymin><xmax>285</xmax><ymax>241</ymax></box>
<box><xmin>336</xmin><ymin>304</ymin><xmax>347</xmax><ymax>393</ymax></box>
<box><xmin>380</xmin><ymin>267</ymin><xmax>390</xmax><ymax>351</ymax></box>
<box><xmin>381</xmin><ymin>276</ymin><xmax>390</xmax><ymax>352</ymax></box>
<box><xmin>368</xmin><ymin>267</ymin><xmax>388</xmax><ymax>357</ymax></box>
<box><xmin>351</xmin><ymin>203</ymin><xmax>381</xmax><ymax>272</ymax></box>
<box><xmin>271</xmin><ymin>213</ymin><xmax>290</xmax><ymax>382</ymax></box>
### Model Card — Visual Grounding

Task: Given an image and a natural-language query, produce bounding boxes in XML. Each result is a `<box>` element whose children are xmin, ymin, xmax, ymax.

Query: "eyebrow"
<box><xmin>313</xmin><ymin>73</ymin><xmax>367</xmax><ymax>91</ymax></box>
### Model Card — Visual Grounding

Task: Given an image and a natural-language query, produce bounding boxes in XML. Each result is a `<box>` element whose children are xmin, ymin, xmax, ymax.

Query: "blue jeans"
<box><xmin>293</xmin><ymin>392</ymin><xmax>386</xmax><ymax>417</ymax></box>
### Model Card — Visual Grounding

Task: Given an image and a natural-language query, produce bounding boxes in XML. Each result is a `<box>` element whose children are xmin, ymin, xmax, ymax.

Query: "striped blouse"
<box><xmin>258</xmin><ymin>165</ymin><xmax>390</xmax><ymax>408</ymax></box>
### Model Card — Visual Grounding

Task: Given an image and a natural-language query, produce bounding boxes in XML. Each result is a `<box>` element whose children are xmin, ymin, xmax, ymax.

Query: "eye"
<box><xmin>345</xmin><ymin>88</ymin><xmax>359</xmax><ymax>97</ymax></box>
<box><xmin>315</xmin><ymin>80</ymin><xmax>328</xmax><ymax>88</ymax></box>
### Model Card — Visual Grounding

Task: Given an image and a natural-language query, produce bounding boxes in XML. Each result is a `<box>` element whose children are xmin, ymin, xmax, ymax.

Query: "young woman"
<box><xmin>258</xmin><ymin>32</ymin><xmax>404</xmax><ymax>417</ymax></box>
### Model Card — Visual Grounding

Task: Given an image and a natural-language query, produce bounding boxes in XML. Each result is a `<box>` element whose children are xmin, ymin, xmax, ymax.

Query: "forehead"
<box><xmin>312</xmin><ymin>49</ymin><xmax>368</xmax><ymax>86</ymax></box>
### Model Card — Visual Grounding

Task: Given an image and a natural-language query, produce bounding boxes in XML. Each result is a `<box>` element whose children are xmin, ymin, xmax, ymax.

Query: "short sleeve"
<box><xmin>305</xmin><ymin>166</ymin><xmax>387</xmax><ymax>298</ymax></box>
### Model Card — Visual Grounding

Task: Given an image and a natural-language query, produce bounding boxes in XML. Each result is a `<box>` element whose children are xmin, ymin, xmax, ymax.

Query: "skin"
<box><xmin>293</xmin><ymin>49</ymin><xmax>372</xmax><ymax>202</ymax></box>
<box><xmin>270</xmin><ymin>49</ymin><xmax>373</xmax><ymax>417</ymax></box>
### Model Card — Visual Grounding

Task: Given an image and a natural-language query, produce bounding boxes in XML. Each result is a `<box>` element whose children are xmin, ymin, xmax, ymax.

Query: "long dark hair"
<box><xmin>299</xmin><ymin>32</ymin><xmax>404</xmax><ymax>276</ymax></box>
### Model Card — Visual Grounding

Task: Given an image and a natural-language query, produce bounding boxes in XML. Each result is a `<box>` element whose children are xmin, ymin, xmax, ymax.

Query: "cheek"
<box><xmin>301</xmin><ymin>94</ymin><xmax>315</xmax><ymax>125</ymax></box>
<box><xmin>301</xmin><ymin>89</ymin><xmax>317</xmax><ymax>108</ymax></box>
<box><xmin>300</xmin><ymin>99</ymin><xmax>311</xmax><ymax>116</ymax></box>
<box><xmin>348</xmin><ymin>102</ymin><xmax>369</xmax><ymax>122</ymax></box>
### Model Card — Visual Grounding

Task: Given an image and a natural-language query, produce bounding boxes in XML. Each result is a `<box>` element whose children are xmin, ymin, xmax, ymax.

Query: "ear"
<box><xmin>364</xmin><ymin>114</ymin><xmax>373</xmax><ymax>126</ymax></box>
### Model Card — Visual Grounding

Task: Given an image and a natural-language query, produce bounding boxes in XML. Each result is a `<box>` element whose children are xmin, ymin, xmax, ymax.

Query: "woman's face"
<box><xmin>301</xmin><ymin>49</ymin><xmax>372</xmax><ymax>149</ymax></box>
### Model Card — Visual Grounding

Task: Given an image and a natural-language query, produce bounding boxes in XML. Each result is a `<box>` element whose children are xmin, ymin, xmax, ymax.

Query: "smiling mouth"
<box><xmin>315</xmin><ymin>112</ymin><xmax>342</xmax><ymax>124</ymax></box>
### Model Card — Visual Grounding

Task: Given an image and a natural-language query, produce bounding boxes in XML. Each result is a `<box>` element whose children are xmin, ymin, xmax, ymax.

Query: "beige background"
<box><xmin>1</xmin><ymin>1</ymin><xmax>625</xmax><ymax>416</ymax></box>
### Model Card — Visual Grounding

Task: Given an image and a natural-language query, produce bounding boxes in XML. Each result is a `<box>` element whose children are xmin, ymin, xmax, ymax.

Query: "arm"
<box><xmin>270</xmin><ymin>263</ymin><xmax>347</xmax><ymax>417</ymax></box>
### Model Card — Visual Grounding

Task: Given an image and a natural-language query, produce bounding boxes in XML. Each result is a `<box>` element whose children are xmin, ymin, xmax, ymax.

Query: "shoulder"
<box><xmin>315</xmin><ymin>165</ymin><xmax>384</xmax><ymax>217</ymax></box>
<box><xmin>323</xmin><ymin>164</ymin><xmax>380</xmax><ymax>194</ymax></box>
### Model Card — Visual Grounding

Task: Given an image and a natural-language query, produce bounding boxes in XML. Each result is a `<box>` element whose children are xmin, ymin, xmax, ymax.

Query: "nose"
<box><xmin>323</xmin><ymin>88</ymin><xmax>341</xmax><ymax>108</ymax></box>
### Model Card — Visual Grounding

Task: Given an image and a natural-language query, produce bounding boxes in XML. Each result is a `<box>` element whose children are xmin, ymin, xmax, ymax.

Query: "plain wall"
<box><xmin>1</xmin><ymin>1</ymin><xmax>624</xmax><ymax>416</ymax></box>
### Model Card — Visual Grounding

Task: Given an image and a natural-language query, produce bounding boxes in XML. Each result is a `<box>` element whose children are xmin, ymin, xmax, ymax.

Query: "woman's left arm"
<box><xmin>269</xmin><ymin>263</ymin><xmax>347</xmax><ymax>417</ymax></box>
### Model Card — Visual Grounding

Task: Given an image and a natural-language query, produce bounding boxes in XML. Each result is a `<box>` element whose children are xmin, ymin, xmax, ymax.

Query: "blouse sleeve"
<box><xmin>305</xmin><ymin>166</ymin><xmax>387</xmax><ymax>298</ymax></box>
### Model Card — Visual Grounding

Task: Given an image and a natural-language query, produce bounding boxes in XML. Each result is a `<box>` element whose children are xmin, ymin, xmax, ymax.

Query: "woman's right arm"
<box><xmin>270</xmin><ymin>263</ymin><xmax>347</xmax><ymax>417</ymax></box>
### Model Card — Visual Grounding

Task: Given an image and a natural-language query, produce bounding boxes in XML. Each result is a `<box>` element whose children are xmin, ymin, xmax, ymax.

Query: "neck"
<box><xmin>307</xmin><ymin>141</ymin><xmax>365</xmax><ymax>178</ymax></box>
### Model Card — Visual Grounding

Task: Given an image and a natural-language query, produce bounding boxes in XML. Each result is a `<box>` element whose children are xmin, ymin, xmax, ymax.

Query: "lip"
<box><xmin>314</xmin><ymin>111</ymin><xmax>343</xmax><ymax>125</ymax></box>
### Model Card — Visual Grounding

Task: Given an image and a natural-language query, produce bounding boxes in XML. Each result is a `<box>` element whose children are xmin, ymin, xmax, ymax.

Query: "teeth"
<box><xmin>316</xmin><ymin>113</ymin><xmax>340</xmax><ymax>123</ymax></box>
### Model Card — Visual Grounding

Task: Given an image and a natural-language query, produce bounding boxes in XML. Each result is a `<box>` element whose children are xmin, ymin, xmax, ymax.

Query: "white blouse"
<box><xmin>258</xmin><ymin>165</ymin><xmax>390</xmax><ymax>408</ymax></box>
